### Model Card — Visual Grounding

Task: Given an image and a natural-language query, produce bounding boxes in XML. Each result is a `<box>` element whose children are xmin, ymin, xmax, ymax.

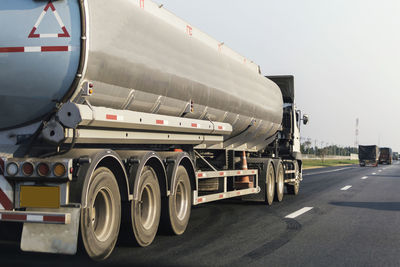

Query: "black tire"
<box><xmin>163</xmin><ymin>166</ymin><xmax>192</xmax><ymax>235</ymax></box>
<box><xmin>274</xmin><ymin>163</ymin><xmax>284</xmax><ymax>202</ymax></box>
<box><xmin>266</xmin><ymin>162</ymin><xmax>275</xmax><ymax>205</ymax></box>
<box><xmin>287</xmin><ymin>161</ymin><xmax>300</xmax><ymax>195</ymax></box>
<box><xmin>132</xmin><ymin>166</ymin><xmax>161</xmax><ymax>247</ymax></box>
<box><xmin>287</xmin><ymin>182</ymin><xmax>299</xmax><ymax>195</ymax></box>
<box><xmin>80</xmin><ymin>167</ymin><xmax>121</xmax><ymax>261</ymax></box>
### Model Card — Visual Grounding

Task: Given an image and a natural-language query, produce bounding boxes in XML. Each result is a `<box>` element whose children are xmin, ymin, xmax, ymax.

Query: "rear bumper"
<box><xmin>0</xmin><ymin>210</ymin><xmax>70</xmax><ymax>224</ymax></box>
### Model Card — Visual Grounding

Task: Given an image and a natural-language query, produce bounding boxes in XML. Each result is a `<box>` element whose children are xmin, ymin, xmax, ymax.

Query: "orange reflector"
<box><xmin>53</xmin><ymin>163</ymin><xmax>66</xmax><ymax>177</ymax></box>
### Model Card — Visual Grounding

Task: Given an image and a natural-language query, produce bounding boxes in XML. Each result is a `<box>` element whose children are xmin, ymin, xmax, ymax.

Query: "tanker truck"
<box><xmin>0</xmin><ymin>0</ymin><xmax>308</xmax><ymax>260</ymax></box>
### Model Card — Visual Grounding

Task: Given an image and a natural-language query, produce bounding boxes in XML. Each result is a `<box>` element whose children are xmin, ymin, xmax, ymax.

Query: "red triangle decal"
<box><xmin>28</xmin><ymin>1</ymin><xmax>70</xmax><ymax>39</ymax></box>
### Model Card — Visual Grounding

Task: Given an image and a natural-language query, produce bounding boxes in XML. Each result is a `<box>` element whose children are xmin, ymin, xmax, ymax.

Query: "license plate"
<box><xmin>20</xmin><ymin>186</ymin><xmax>60</xmax><ymax>209</ymax></box>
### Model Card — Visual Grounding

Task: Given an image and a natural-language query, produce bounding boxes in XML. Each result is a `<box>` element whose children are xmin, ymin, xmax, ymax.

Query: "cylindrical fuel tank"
<box><xmin>0</xmin><ymin>0</ymin><xmax>283</xmax><ymax>148</ymax></box>
<box><xmin>0</xmin><ymin>0</ymin><xmax>81</xmax><ymax>129</ymax></box>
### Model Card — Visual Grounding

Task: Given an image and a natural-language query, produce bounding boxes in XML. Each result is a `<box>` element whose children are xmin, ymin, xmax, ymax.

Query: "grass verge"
<box><xmin>302</xmin><ymin>159</ymin><xmax>359</xmax><ymax>169</ymax></box>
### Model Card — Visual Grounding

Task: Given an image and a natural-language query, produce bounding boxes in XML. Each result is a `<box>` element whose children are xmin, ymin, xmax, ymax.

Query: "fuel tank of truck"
<box><xmin>0</xmin><ymin>0</ymin><xmax>283</xmax><ymax>148</ymax></box>
<box><xmin>0</xmin><ymin>0</ymin><xmax>81</xmax><ymax>129</ymax></box>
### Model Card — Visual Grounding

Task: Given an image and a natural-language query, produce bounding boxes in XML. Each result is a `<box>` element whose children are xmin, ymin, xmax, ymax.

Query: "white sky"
<box><xmin>154</xmin><ymin>0</ymin><xmax>400</xmax><ymax>151</ymax></box>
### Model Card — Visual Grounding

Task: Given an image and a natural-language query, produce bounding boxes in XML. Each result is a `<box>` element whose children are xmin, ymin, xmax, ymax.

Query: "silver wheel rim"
<box><xmin>175</xmin><ymin>181</ymin><xmax>188</xmax><ymax>221</ymax></box>
<box><xmin>278</xmin><ymin>167</ymin><xmax>284</xmax><ymax>193</ymax></box>
<box><xmin>91</xmin><ymin>187</ymin><xmax>113</xmax><ymax>242</ymax></box>
<box><xmin>268</xmin><ymin>170</ymin><xmax>274</xmax><ymax>197</ymax></box>
<box><xmin>140</xmin><ymin>184</ymin><xmax>156</xmax><ymax>230</ymax></box>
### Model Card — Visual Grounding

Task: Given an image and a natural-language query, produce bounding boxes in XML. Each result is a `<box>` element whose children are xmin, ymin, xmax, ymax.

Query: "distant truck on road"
<box><xmin>358</xmin><ymin>145</ymin><xmax>379</xmax><ymax>167</ymax></box>
<box><xmin>379</xmin><ymin>147</ymin><xmax>393</xmax><ymax>164</ymax></box>
<box><xmin>392</xmin><ymin>152</ymin><xmax>399</xmax><ymax>161</ymax></box>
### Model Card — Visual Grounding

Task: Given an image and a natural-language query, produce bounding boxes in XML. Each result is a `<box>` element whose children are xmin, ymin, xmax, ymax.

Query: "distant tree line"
<box><xmin>301</xmin><ymin>139</ymin><xmax>358</xmax><ymax>157</ymax></box>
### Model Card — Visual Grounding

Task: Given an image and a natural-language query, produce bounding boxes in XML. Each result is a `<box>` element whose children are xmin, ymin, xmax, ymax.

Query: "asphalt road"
<box><xmin>1</xmin><ymin>162</ymin><xmax>400</xmax><ymax>267</ymax></box>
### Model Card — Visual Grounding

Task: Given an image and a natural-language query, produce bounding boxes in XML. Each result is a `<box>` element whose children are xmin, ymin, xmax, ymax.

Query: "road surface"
<box><xmin>1</xmin><ymin>162</ymin><xmax>400</xmax><ymax>266</ymax></box>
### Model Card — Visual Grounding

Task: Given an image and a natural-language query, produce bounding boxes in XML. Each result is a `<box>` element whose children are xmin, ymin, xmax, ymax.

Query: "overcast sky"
<box><xmin>154</xmin><ymin>0</ymin><xmax>400</xmax><ymax>151</ymax></box>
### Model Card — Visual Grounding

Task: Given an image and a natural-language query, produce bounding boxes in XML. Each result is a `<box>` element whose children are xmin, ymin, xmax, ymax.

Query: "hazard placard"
<box><xmin>28</xmin><ymin>1</ymin><xmax>70</xmax><ymax>39</ymax></box>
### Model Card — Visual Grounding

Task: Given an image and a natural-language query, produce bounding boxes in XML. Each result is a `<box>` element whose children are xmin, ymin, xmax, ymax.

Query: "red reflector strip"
<box><xmin>41</xmin><ymin>46</ymin><xmax>69</xmax><ymax>52</ymax></box>
<box><xmin>219</xmin><ymin>194</ymin><xmax>224</xmax><ymax>199</ymax></box>
<box><xmin>218</xmin><ymin>126</ymin><xmax>223</xmax><ymax>130</ymax></box>
<box><xmin>0</xmin><ymin>212</ymin><xmax>68</xmax><ymax>224</ymax></box>
<box><xmin>156</xmin><ymin>120</ymin><xmax>164</xmax><ymax>125</ymax></box>
<box><xmin>237</xmin><ymin>191</ymin><xmax>241</xmax><ymax>195</ymax></box>
<box><xmin>251</xmin><ymin>170</ymin><xmax>256</xmax><ymax>174</ymax></box>
<box><xmin>0</xmin><ymin>189</ymin><xmax>13</xmax><ymax>210</ymax></box>
<box><xmin>198</xmin><ymin>198</ymin><xmax>203</xmax><ymax>203</ymax></box>
<box><xmin>1</xmin><ymin>213</ymin><xmax>26</xmax><ymax>221</ymax></box>
<box><xmin>0</xmin><ymin>47</ymin><xmax>24</xmax><ymax>53</ymax></box>
<box><xmin>43</xmin><ymin>215</ymin><xmax>66</xmax><ymax>223</ymax></box>
<box><xmin>0</xmin><ymin>46</ymin><xmax>70</xmax><ymax>53</ymax></box>
<box><xmin>106</xmin><ymin>114</ymin><xmax>118</xmax><ymax>120</ymax></box>
<box><xmin>237</xmin><ymin>171</ymin><xmax>242</xmax><ymax>175</ymax></box>
<box><xmin>191</xmin><ymin>123</ymin><xmax>198</xmax><ymax>128</ymax></box>
<box><xmin>197</xmin><ymin>173</ymin><xmax>203</xmax><ymax>178</ymax></box>
<box><xmin>219</xmin><ymin>172</ymin><xmax>225</xmax><ymax>176</ymax></box>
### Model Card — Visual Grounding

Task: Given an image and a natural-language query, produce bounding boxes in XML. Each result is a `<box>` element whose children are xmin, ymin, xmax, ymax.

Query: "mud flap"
<box><xmin>21</xmin><ymin>207</ymin><xmax>81</xmax><ymax>255</ymax></box>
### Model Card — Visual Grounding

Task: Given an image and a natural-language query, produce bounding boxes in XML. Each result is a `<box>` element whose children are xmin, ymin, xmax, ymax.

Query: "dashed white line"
<box><xmin>285</xmin><ymin>207</ymin><xmax>313</xmax><ymax>219</ymax></box>
<box><xmin>378</xmin><ymin>170</ymin><xmax>382</xmax><ymax>172</ymax></box>
<box><xmin>341</xmin><ymin>185</ymin><xmax>352</xmax><ymax>191</ymax></box>
<box><xmin>361</xmin><ymin>176</ymin><xmax>368</xmax><ymax>180</ymax></box>
<box><xmin>372</xmin><ymin>173</ymin><xmax>377</xmax><ymax>175</ymax></box>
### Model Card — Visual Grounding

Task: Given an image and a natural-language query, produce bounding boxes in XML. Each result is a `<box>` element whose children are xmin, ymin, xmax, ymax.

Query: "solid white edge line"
<box><xmin>303</xmin><ymin>167</ymin><xmax>354</xmax><ymax>176</ymax></box>
<box><xmin>361</xmin><ymin>176</ymin><xmax>368</xmax><ymax>180</ymax></box>
<box><xmin>285</xmin><ymin>207</ymin><xmax>313</xmax><ymax>219</ymax></box>
<box><xmin>340</xmin><ymin>185</ymin><xmax>352</xmax><ymax>191</ymax></box>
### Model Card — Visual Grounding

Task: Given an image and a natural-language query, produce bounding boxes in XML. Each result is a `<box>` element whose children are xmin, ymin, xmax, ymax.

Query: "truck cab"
<box><xmin>267</xmin><ymin>76</ymin><xmax>308</xmax><ymax>160</ymax></box>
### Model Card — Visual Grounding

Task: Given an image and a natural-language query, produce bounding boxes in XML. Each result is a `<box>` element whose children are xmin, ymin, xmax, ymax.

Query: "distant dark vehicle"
<box><xmin>393</xmin><ymin>152</ymin><xmax>399</xmax><ymax>161</ymax></box>
<box><xmin>379</xmin><ymin>147</ymin><xmax>393</xmax><ymax>164</ymax></box>
<box><xmin>358</xmin><ymin>145</ymin><xmax>379</xmax><ymax>167</ymax></box>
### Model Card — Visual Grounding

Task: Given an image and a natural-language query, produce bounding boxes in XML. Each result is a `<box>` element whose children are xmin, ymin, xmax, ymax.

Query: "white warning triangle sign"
<box><xmin>28</xmin><ymin>1</ymin><xmax>70</xmax><ymax>38</ymax></box>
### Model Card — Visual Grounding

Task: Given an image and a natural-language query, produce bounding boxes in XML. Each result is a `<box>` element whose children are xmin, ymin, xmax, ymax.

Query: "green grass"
<box><xmin>302</xmin><ymin>159</ymin><xmax>359</xmax><ymax>169</ymax></box>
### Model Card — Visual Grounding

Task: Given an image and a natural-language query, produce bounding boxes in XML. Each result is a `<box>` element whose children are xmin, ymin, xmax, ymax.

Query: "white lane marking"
<box><xmin>361</xmin><ymin>176</ymin><xmax>368</xmax><ymax>180</ymax></box>
<box><xmin>341</xmin><ymin>185</ymin><xmax>352</xmax><ymax>191</ymax></box>
<box><xmin>378</xmin><ymin>170</ymin><xmax>382</xmax><ymax>172</ymax></box>
<box><xmin>285</xmin><ymin>207</ymin><xmax>313</xmax><ymax>219</ymax></box>
<box><xmin>303</xmin><ymin>167</ymin><xmax>354</xmax><ymax>176</ymax></box>
<box><xmin>372</xmin><ymin>173</ymin><xmax>376</xmax><ymax>175</ymax></box>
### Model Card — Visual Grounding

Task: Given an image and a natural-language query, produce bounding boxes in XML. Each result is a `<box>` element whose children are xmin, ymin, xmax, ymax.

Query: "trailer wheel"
<box><xmin>266</xmin><ymin>163</ymin><xmax>275</xmax><ymax>205</ymax></box>
<box><xmin>287</xmin><ymin>161</ymin><xmax>300</xmax><ymax>195</ymax></box>
<box><xmin>132</xmin><ymin>166</ymin><xmax>161</xmax><ymax>247</ymax></box>
<box><xmin>81</xmin><ymin>167</ymin><xmax>121</xmax><ymax>261</ymax></box>
<box><xmin>274</xmin><ymin>163</ymin><xmax>284</xmax><ymax>202</ymax></box>
<box><xmin>166</xmin><ymin>166</ymin><xmax>192</xmax><ymax>235</ymax></box>
<box><xmin>286</xmin><ymin>182</ymin><xmax>299</xmax><ymax>195</ymax></box>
